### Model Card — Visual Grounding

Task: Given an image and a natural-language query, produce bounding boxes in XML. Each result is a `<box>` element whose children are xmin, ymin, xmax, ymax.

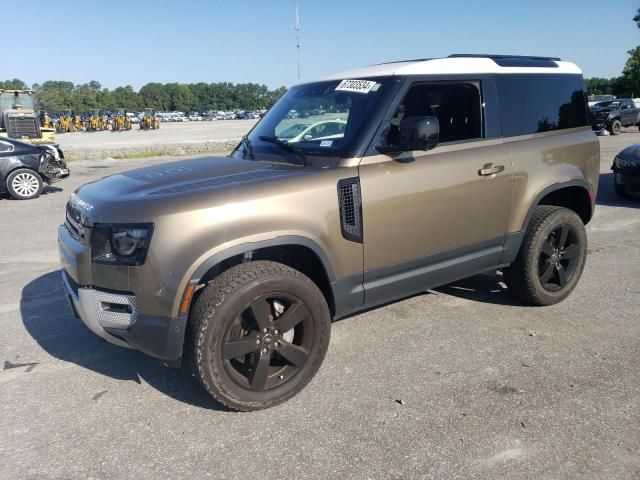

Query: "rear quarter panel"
<box><xmin>505</xmin><ymin>127</ymin><xmax>599</xmax><ymax>232</ymax></box>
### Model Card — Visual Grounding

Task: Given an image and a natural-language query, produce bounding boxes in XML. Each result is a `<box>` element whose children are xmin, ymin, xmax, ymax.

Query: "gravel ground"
<box><xmin>0</xmin><ymin>131</ymin><xmax>639</xmax><ymax>479</ymax></box>
<box><xmin>55</xmin><ymin>120</ymin><xmax>257</xmax><ymax>159</ymax></box>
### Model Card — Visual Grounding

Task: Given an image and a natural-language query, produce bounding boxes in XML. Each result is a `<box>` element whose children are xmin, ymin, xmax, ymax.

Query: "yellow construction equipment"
<box><xmin>86</xmin><ymin>109</ymin><xmax>103</xmax><ymax>131</ymax></box>
<box><xmin>38</xmin><ymin>110</ymin><xmax>54</xmax><ymax>129</ymax></box>
<box><xmin>99</xmin><ymin>112</ymin><xmax>109</xmax><ymax>130</ymax></box>
<box><xmin>0</xmin><ymin>90</ymin><xmax>55</xmax><ymax>144</ymax></box>
<box><xmin>56</xmin><ymin>109</ymin><xmax>73</xmax><ymax>133</ymax></box>
<box><xmin>140</xmin><ymin>108</ymin><xmax>160</xmax><ymax>130</ymax></box>
<box><xmin>112</xmin><ymin>108</ymin><xmax>132</xmax><ymax>131</ymax></box>
<box><xmin>72</xmin><ymin>112</ymin><xmax>84</xmax><ymax>132</ymax></box>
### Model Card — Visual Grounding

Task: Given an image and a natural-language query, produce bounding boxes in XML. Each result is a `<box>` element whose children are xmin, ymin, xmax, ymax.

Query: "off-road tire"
<box><xmin>504</xmin><ymin>206</ymin><xmax>587</xmax><ymax>306</ymax></box>
<box><xmin>188</xmin><ymin>261</ymin><xmax>331</xmax><ymax>411</ymax></box>
<box><xmin>6</xmin><ymin>169</ymin><xmax>44</xmax><ymax>200</ymax></box>
<box><xmin>609</xmin><ymin>119</ymin><xmax>622</xmax><ymax>135</ymax></box>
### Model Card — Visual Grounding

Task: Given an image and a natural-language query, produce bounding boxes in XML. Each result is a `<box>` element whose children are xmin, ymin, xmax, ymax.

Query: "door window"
<box><xmin>388</xmin><ymin>82</ymin><xmax>483</xmax><ymax>144</ymax></box>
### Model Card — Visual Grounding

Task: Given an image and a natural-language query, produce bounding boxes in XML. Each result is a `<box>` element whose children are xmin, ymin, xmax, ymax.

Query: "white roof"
<box><xmin>316</xmin><ymin>56</ymin><xmax>582</xmax><ymax>83</ymax></box>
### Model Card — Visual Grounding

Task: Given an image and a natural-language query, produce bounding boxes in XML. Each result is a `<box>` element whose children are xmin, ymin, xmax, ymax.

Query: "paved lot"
<box><xmin>55</xmin><ymin>120</ymin><xmax>257</xmax><ymax>159</ymax></box>
<box><xmin>1</xmin><ymin>132</ymin><xmax>639</xmax><ymax>479</ymax></box>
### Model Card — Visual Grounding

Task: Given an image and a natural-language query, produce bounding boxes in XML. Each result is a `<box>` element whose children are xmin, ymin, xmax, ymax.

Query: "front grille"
<box><xmin>337</xmin><ymin>177</ymin><xmax>363</xmax><ymax>243</ymax></box>
<box><xmin>5</xmin><ymin>114</ymin><xmax>40</xmax><ymax>139</ymax></box>
<box><xmin>65</xmin><ymin>203</ymin><xmax>85</xmax><ymax>241</ymax></box>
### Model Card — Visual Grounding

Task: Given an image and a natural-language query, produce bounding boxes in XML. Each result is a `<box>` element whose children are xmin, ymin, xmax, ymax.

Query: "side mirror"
<box><xmin>398</xmin><ymin>115</ymin><xmax>439</xmax><ymax>151</ymax></box>
<box><xmin>375</xmin><ymin>115</ymin><xmax>439</xmax><ymax>155</ymax></box>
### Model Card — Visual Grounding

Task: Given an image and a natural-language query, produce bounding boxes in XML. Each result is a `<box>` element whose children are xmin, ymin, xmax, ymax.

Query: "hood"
<box><xmin>72</xmin><ymin>156</ymin><xmax>306</xmax><ymax>224</ymax></box>
<box><xmin>590</xmin><ymin>106</ymin><xmax>613</xmax><ymax>114</ymax></box>
<box><xmin>617</xmin><ymin>144</ymin><xmax>640</xmax><ymax>163</ymax></box>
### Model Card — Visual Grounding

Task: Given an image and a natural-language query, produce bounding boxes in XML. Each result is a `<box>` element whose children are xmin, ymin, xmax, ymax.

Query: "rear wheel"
<box><xmin>6</xmin><ymin>169</ymin><xmax>44</xmax><ymax>200</ymax></box>
<box><xmin>189</xmin><ymin>261</ymin><xmax>331</xmax><ymax>411</ymax></box>
<box><xmin>504</xmin><ymin>206</ymin><xmax>587</xmax><ymax>306</ymax></box>
<box><xmin>609</xmin><ymin>119</ymin><xmax>622</xmax><ymax>135</ymax></box>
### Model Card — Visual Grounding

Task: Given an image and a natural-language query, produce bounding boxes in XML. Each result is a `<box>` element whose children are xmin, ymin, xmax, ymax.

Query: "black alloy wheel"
<box><xmin>222</xmin><ymin>292</ymin><xmax>314</xmax><ymax>392</ymax></box>
<box><xmin>537</xmin><ymin>224</ymin><xmax>581</xmax><ymax>292</ymax></box>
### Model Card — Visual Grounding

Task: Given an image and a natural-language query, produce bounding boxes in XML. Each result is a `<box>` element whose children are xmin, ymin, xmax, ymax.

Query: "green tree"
<box><xmin>139</xmin><ymin>82</ymin><xmax>170</xmax><ymax>110</ymax></box>
<box><xmin>0</xmin><ymin>79</ymin><xmax>28</xmax><ymax>90</ymax></box>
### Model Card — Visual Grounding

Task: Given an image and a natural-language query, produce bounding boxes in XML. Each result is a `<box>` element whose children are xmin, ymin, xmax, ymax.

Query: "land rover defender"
<box><xmin>58</xmin><ymin>55</ymin><xmax>599</xmax><ymax>411</ymax></box>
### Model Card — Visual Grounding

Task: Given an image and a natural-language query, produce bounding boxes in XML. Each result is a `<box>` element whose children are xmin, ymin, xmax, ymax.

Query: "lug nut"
<box><xmin>262</xmin><ymin>348</ymin><xmax>268</xmax><ymax>354</ymax></box>
<box><xmin>256</xmin><ymin>339</ymin><xmax>260</xmax><ymax>345</ymax></box>
<box><xmin>274</xmin><ymin>341</ymin><xmax>279</xmax><ymax>347</ymax></box>
<box><xmin>263</xmin><ymin>328</ymin><xmax>268</xmax><ymax>333</ymax></box>
<box><xmin>274</xmin><ymin>329</ymin><xmax>279</xmax><ymax>335</ymax></box>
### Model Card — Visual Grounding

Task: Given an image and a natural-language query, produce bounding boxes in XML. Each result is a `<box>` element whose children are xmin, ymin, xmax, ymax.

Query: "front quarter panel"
<box><xmin>97</xmin><ymin>166</ymin><xmax>363</xmax><ymax>318</ymax></box>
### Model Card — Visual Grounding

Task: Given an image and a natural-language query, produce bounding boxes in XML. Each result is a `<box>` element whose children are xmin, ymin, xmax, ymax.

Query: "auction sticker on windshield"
<box><xmin>335</xmin><ymin>79</ymin><xmax>378</xmax><ymax>94</ymax></box>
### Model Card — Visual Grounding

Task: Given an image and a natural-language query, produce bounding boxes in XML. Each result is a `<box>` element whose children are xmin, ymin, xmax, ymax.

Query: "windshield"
<box><xmin>594</xmin><ymin>101</ymin><xmax>620</xmax><ymax>109</ymax></box>
<box><xmin>242</xmin><ymin>77</ymin><xmax>396</xmax><ymax>165</ymax></box>
<box><xmin>0</xmin><ymin>92</ymin><xmax>35</xmax><ymax>111</ymax></box>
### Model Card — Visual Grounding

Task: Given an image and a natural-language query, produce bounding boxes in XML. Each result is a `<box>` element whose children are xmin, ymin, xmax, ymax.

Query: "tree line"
<box><xmin>0</xmin><ymin>79</ymin><xmax>288</xmax><ymax>113</ymax></box>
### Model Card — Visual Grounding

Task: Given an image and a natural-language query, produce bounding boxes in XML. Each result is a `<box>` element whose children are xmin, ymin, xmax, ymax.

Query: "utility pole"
<box><xmin>295</xmin><ymin>0</ymin><xmax>301</xmax><ymax>80</ymax></box>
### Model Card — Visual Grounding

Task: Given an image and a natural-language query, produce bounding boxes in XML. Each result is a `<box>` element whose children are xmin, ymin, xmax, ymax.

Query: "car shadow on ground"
<box><xmin>435</xmin><ymin>272</ymin><xmax>529</xmax><ymax>307</ymax></box>
<box><xmin>20</xmin><ymin>270</ymin><xmax>228</xmax><ymax>411</ymax></box>
<box><xmin>597</xmin><ymin>172</ymin><xmax>640</xmax><ymax>208</ymax></box>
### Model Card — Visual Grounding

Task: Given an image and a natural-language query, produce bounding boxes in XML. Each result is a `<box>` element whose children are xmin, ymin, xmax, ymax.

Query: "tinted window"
<box><xmin>496</xmin><ymin>74</ymin><xmax>589</xmax><ymax>136</ymax></box>
<box><xmin>388</xmin><ymin>82</ymin><xmax>483</xmax><ymax>144</ymax></box>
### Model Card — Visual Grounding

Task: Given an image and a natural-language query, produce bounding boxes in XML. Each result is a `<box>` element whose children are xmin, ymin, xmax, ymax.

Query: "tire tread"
<box><xmin>188</xmin><ymin>260</ymin><xmax>330</xmax><ymax>411</ymax></box>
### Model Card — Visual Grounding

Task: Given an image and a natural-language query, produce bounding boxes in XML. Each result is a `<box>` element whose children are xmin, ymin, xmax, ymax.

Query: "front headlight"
<box><xmin>615</xmin><ymin>156</ymin><xmax>633</xmax><ymax>168</ymax></box>
<box><xmin>91</xmin><ymin>224</ymin><xmax>153</xmax><ymax>266</ymax></box>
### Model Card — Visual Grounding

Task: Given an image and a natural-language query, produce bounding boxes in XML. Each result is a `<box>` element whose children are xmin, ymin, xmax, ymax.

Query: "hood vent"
<box><xmin>337</xmin><ymin>177</ymin><xmax>363</xmax><ymax>243</ymax></box>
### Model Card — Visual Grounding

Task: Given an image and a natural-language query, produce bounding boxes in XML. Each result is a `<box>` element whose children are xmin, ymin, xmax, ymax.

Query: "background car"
<box><xmin>612</xmin><ymin>143</ymin><xmax>640</xmax><ymax>198</ymax></box>
<box><xmin>0</xmin><ymin>138</ymin><xmax>69</xmax><ymax>200</ymax></box>
<box><xmin>286</xmin><ymin>119</ymin><xmax>347</xmax><ymax>143</ymax></box>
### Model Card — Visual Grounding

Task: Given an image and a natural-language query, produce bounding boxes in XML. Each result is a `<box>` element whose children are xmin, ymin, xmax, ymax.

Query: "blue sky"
<box><xmin>9</xmin><ymin>0</ymin><xmax>640</xmax><ymax>89</ymax></box>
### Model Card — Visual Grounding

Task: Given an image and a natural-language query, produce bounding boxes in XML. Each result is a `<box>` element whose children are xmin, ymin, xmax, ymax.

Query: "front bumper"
<box><xmin>58</xmin><ymin>224</ymin><xmax>186</xmax><ymax>361</ymax></box>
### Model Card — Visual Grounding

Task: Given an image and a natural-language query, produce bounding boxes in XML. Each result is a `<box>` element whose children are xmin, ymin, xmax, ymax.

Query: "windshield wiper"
<box><xmin>259</xmin><ymin>135</ymin><xmax>307</xmax><ymax>166</ymax></box>
<box><xmin>240</xmin><ymin>135</ymin><xmax>254</xmax><ymax>160</ymax></box>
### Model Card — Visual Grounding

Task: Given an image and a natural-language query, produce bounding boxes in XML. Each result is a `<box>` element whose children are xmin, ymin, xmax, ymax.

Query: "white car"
<box><xmin>279</xmin><ymin>119</ymin><xmax>347</xmax><ymax>143</ymax></box>
<box><xmin>188</xmin><ymin>114</ymin><xmax>203</xmax><ymax>121</ymax></box>
<box><xmin>173</xmin><ymin>116</ymin><xmax>189</xmax><ymax>122</ymax></box>
<box><xmin>127</xmin><ymin>112</ymin><xmax>141</xmax><ymax>124</ymax></box>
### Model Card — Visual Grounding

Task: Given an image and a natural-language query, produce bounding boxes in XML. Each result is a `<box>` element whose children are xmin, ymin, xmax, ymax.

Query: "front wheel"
<box><xmin>504</xmin><ymin>206</ymin><xmax>587</xmax><ymax>306</ymax></box>
<box><xmin>6</xmin><ymin>169</ymin><xmax>44</xmax><ymax>200</ymax></box>
<box><xmin>189</xmin><ymin>261</ymin><xmax>331</xmax><ymax>411</ymax></box>
<box><xmin>609</xmin><ymin>119</ymin><xmax>622</xmax><ymax>135</ymax></box>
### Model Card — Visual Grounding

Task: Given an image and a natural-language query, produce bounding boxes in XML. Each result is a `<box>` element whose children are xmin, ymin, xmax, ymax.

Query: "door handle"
<box><xmin>478</xmin><ymin>164</ymin><xmax>505</xmax><ymax>176</ymax></box>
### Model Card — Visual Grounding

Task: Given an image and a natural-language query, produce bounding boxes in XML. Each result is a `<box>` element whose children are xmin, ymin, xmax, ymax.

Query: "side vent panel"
<box><xmin>337</xmin><ymin>177</ymin><xmax>363</xmax><ymax>243</ymax></box>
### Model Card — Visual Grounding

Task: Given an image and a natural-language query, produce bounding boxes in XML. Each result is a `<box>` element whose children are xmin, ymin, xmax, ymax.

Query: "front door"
<box><xmin>358</xmin><ymin>80</ymin><xmax>512</xmax><ymax>306</ymax></box>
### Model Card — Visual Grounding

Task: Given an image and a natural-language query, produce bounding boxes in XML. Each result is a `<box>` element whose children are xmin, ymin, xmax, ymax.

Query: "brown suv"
<box><xmin>58</xmin><ymin>54</ymin><xmax>600</xmax><ymax>411</ymax></box>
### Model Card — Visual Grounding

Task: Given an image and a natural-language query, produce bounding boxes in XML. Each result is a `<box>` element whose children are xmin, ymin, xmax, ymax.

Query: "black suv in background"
<box><xmin>590</xmin><ymin>99</ymin><xmax>640</xmax><ymax>135</ymax></box>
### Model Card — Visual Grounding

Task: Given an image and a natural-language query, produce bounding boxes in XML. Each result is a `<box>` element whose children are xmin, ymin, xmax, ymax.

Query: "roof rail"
<box><xmin>448</xmin><ymin>54</ymin><xmax>561</xmax><ymax>61</ymax></box>
<box><xmin>374</xmin><ymin>58</ymin><xmax>432</xmax><ymax>66</ymax></box>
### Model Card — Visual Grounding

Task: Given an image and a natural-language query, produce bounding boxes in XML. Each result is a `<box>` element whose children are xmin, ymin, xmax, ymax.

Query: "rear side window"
<box><xmin>0</xmin><ymin>141</ymin><xmax>14</xmax><ymax>153</ymax></box>
<box><xmin>496</xmin><ymin>74</ymin><xmax>589</xmax><ymax>137</ymax></box>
